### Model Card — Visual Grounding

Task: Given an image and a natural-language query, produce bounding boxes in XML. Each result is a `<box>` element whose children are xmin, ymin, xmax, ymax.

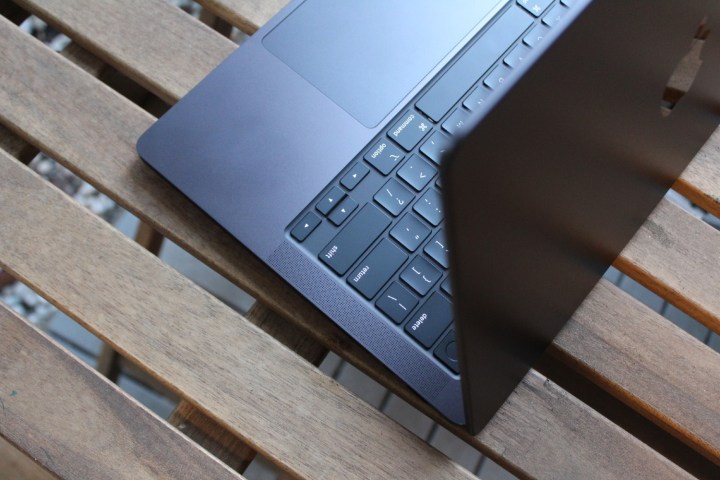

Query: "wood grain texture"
<box><xmin>0</xmin><ymin>151</ymin><xmax>693</xmax><ymax>479</ymax></box>
<box><xmin>0</xmin><ymin>437</ymin><xmax>56</xmax><ymax>480</ymax></box>
<box><xmin>196</xmin><ymin>0</ymin><xmax>288</xmax><ymax>34</ymax></box>
<box><xmin>0</xmin><ymin>9</ymin><xmax>717</xmax><ymax>470</ymax></box>
<box><xmin>0</xmin><ymin>42</ymin><xmax>103</xmax><ymax>166</ymax></box>
<box><xmin>551</xmin><ymin>280</ymin><xmax>720</xmax><ymax>464</ymax></box>
<box><xmin>166</xmin><ymin>304</ymin><xmax>328</xmax><ymax>473</ymax></box>
<box><xmin>169</xmin><ymin>401</ymin><xmax>256</xmax><ymax>473</ymax></box>
<box><xmin>0</xmin><ymin>150</ymin><xmax>477</xmax><ymax>480</ymax></box>
<box><xmin>14</xmin><ymin>0</ymin><xmax>235</xmax><ymax>103</ymax></box>
<box><xmin>675</xmin><ymin>126</ymin><xmax>720</xmax><ymax>217</ymax></box>
<box><xmin>617</xmin><ymin>198</ymin><xmax>720</xmax><ymax>334</ymax></box>
<box><xmin>0</xmin><ymin>303</ymin><xmax>243</xmax><ymax>480</ymax></box>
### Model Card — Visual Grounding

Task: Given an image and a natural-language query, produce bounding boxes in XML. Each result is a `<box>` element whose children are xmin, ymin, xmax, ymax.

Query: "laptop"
<box><xmin>137</xmin><ymin>0</ymin><xmax>720</xmax><ymax>433</ymax></box>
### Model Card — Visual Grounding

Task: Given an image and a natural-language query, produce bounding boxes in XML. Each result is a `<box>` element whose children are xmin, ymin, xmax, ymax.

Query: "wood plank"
<box><xmin>165</xmin><ymin>301</ymin><xmax>328</xmax><ymax>473</ymax></box>
<box><xmin>675</xmin><ymin>126</ymin><xmax>720</xmax><ymax>218</ymax></box>
<box><xmin>0</xmin><ymin>151</ymin><xmax>692</xmax><ymax>479</ymax></box>
<box><xmin>616</xmin><ymin>198</ymin><xmax>720</xmax><ymax>333</ymax></box>
<box><xmin>195</xmin><ymin>0</ymin><xmax>288</xmax><ymax>34</ymax></box>
<box><xmin>168</xmin><ymin>401</ymin><xmax>256</xmax><ymax>473</ymax></box>
<box><xmin>0</xmin><ymin>437</ymin><xmax>55</xmax><ymax>480</ymax></box>
<box><xmin>0</xmin><ymin>10</ymin><xmax>717</xmax><ymax>466</ymax></box>
<box><xmin>551</xmin><ymin>280</ymin><xmax>720</xmax><ymax>464</ymax></box>
<box><xmin>0</xmin><ymin>42</ymin><xmax>103</xmax><ymax>166</ymax></box>
<box><xmin>13</xmin><ymin>0</ymin><xmax>235</xmax><ymax>104</ymax></box>
<box><xmin>0</xmin><ymin>303</ymin><xmax>243</xmax><ymax>480</ymax></box>
<box><xmin>0</xmin><ymin>150</ymin><xmax>477</xmax><ymax>480</ymax></box>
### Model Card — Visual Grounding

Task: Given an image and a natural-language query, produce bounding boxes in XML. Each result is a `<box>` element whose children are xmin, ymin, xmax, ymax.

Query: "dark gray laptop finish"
<box><xmin>443</xmin><ymin>1</ymin><xmax>720</xmax><ymax>432</ymax></box>
<box><xmin>137</xmin><ymin>0</ymin><xmax>719</xmax><ymax>434</ymax></box>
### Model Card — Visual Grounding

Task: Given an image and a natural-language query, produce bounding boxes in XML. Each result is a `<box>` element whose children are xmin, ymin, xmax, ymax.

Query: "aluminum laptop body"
<box><xmin>137</xmin><ymin>0</ymin><xmax>720</xmax><ymax>433</ymax></box>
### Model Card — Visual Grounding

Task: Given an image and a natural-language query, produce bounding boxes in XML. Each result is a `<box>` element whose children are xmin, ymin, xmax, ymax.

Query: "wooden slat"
<box><xmin>13</xmin><ymin>0</ymin><xmax>235</xmax><ymax>104</ymax></box>
<box><xmin>196</xmin><ymin>0</ymin><xmax>288</xmax><ymax>34</ymax></box>
<box><xmin>165</xmin><ymin>304</ymin><xmax>329</xmax><ymax>473</ymax></box>
<box><xmin>617</xmin><ymin>198</ymin><xmax>720</xmax><ymax>333</ymax></box>
<box><xmin>0</xmin><ymin>437</ymin><xmax>55</xmax><ymax>480</ymax></box>
<box><xmin>0</xmin><ymin>150</ymin><xmax>692</xmax><ymax>479</ymax></box>
<box><xmin>0</xmin><ymin>7</ymin><xmax>718</xmax><ymax>465</ymax></box>
<box><xmin>551</xmin><ymin>280</ymin><xmax>720</xmax><ymax>463</ymax></box>
<box><xmin>0</xmin><ymin>151</ymin><xmax>477</xmax><ymax>480</ymax></box>
<box><xmin>675</xmin><ymin>127</ymin><xmax>720</xmax><ymax>217</ymax></box>
<box><xmin>168</xmin><ymin>401</ymin><xmax>256</xmax><ymax>472</ymax></box>
<box><xmin>0</xmin><ymin>303</ymin><xmax>243</xmax><ymax>480</ymax></box>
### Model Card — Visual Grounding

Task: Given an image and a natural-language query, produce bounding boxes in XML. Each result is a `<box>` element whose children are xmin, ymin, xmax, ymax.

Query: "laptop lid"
<box><xmin>442</xmin><ymin>0</ymin><xmax>720</xmax><ymax>433</ymax></box>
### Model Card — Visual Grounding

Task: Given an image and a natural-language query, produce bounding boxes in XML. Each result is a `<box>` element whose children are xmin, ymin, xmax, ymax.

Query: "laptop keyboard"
<box><xmin>288</xmin><ymin>0</ymin><xmax>576</xmax><ymax>375</ymax></box>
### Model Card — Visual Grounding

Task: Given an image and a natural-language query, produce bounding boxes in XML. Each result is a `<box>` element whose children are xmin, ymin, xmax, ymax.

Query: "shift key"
<box><xmin>320</xmin><ymin>204</ymin><xmax>391</xmax><ymax>275</ymax></box>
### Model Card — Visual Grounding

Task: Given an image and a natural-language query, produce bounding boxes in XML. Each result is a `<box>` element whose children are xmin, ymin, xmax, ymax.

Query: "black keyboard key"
<box><xmin>319</xmin><ymin>204</ymin><xmax>391</xmax><ymax>275</ymax></box>
<box><xmin>442</xmin><ymin>108</ymin><xmax>471</xmax><ymax>136</ymax></box>
<box><xmin>328</xmin><ymin>196</ymin><xmax>358</xmax><ymax>226</ymax></box>
<box><xmin>414</xmin><ymin>189</ymin><xmax>444</xmax><ymax>226</ymax></box>
<box><xmin>441</xmin><ymin>278</ymin><xmax>452</xmax><ymax>296</ymax></box>
<box><xmin>420</xmin><ymin>132</ymin><xmax>452</xmax><ymax>166</ymax></box>
<box><xmin>398</xmin><ymin>154</ymin><xmax>437</xmax><ymax>191</ymax></box>
<box><xmin>377</xmin><ymin>282</ymin><xmax>418</xmax><ymax>324</ymax></box>
<box><xmin>391</xmin><ymin>214</ymin><xmax>431</xmax><ymax>252</ymax></box>
<box><xmin>523</xmin><ymin>23</ymin><xmax>550</xmax><ymax>47</ymax></box>
<box><xmin>348</xmin><ymin>239</ymin><xmax>407</xmax><ymax>300</ymax></box>
<box><xmin>374</xmin><ymin>178</ymin><xmax>414</xmax><ymax>216</ymax></box>
<box><xmin>434</xmin><ymin>330</ymin><xmax>460</xmax><ymax>374</ymax></box>
<box><xmin>405</xmin><ymin>292</ymin><xmax>453</xmax><ymax>348</ymax></box>
<box><xmin>504</xmin><ymin>43</ymin><xmax>531</xmax><ymax>68</ymax></box>
<box><xmin>316</xmin><ymin>186</ymin><xmax>346</xmax><ymax>216</ymax></box>
<box><xmin>388</xmin><ymin>110</ymin><xmax>432</xmax><ymax>151</ymax></box>
<box><xmin>416</xmin><ymin>7</ymin><xmax>533</xmax><ymax>122</ymax></box>
<box><xmin>291</xmin><ymin>212</ymin><xmax>321</xmax><ymax>242</ymax></box>
<box><xmin>517</xmin><ymin>0</ymin><xmax>553</xmax><ymax>17</ymax></box>
<box><xmin>463</xmin><ymin>86</ymin><xmax>491</xmax><ymax>112</ymax></box>
<box><xmin>424</xmin><ymin>230</ymin><xmax>450</xmax><ymax>268</ymax></box>
<box><xmin>401</xmin><ymin>256</ymin><xmax>442</xmax><ymax>296</ymax></box>
<box><xmin>364</xmin><ymin>140</ymin><xmax>404</xmax><ymax>175</ymax></box>
<box><xmin>484</xmin><ymin>64</ymin><xmax>513</xmax><ymax>90</ymax></box>
<box><xmin>341</xmin><ymin>162</ymin><xmax>370</xmax><ymax>190</ymax></box>
<box><xmin>542</xmin><ymin>3</ymin><xmax>568</xmax><ymax>27</ymax></box>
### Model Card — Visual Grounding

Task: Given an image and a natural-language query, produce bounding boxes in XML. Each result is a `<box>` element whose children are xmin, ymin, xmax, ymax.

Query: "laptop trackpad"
<box><xmin>263</xmin><ymin>0</ymin><xmax>504</xmax><ymax>128</ymax></box>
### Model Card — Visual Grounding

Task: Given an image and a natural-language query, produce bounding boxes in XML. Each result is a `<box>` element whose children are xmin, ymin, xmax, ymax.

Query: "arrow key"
<box><xmin>291</xmin><ymin>211</ymin><xmax>321</xmax><ymax>242</ymax></box>
<box><xmin>328</xmin><ymin>196</ymin><xmax>358</xmax><ymax>226</ymax></box>
<box><xmin>316</xmin><ymin>186</ymin><xmax>346</xmax><ymax>216</ymax></box>
<box><xmin>340</xmin><ymin>163</ymin><xmax>370</xmax><ymax>190</ymax></box>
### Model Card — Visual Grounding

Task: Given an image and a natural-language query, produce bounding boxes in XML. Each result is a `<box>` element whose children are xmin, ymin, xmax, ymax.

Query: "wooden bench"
<box><xmin>1</xmin><ymin>1</ymin><xmax>718</xmax><ymax>478</ymax></box>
